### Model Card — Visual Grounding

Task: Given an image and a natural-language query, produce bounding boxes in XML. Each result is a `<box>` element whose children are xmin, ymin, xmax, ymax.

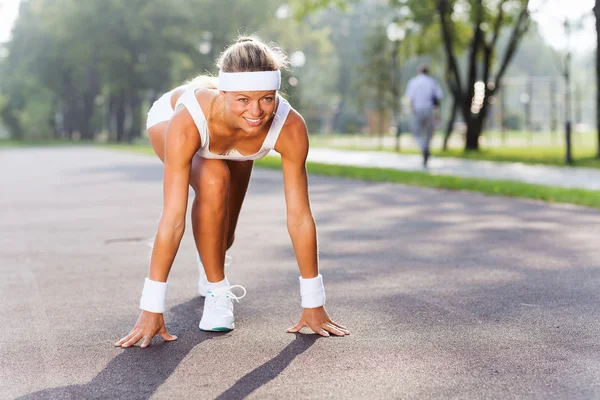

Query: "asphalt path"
<box><xmin>304</xmin><ymin>148</ymin><xmax>600</xmax><ymax>191</ymax></box>
<box><xmin>2</xmin><ymin>147</ymin><xmax>600</xmax><ymax>399</ymax></box>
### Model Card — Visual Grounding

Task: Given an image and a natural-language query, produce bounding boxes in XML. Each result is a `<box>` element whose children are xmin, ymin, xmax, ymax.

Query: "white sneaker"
<box><xmin>199</xmin><ymin>285</ymin><xmax>246</xmax><ymax>332</ymax></box>
<box><xmin>197</xmin><ymin>254</ymin><xmax>232</xmax><ymax>297</ymax></box>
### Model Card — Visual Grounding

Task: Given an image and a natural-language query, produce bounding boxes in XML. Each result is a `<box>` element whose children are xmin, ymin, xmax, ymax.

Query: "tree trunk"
<box><xmin>465</xmin><ymin>116</ymin><xmax>483</xmax><ymax>150</ymax></box>
<box><xmin>1</xmin><ymin>101</ymin><xmax>23</xmax><ymax>140</ymax></box>
<box><xmin>115</xmin><ymin>89</ymin><xmax>126</xmax><ymax>142</ymax></box>
<box><xmin>437</xmin><ymin>0</ymin><xmax>530</xmax><ymax>153</ymax></box>
<box><xmin>60</xmin><ymin>69</ymin><xmax>80</xmax><ymax>140</ymax></box>
<box><xmin>332</xmin><ymin>67</ymin><xmax>350</xmax><ymax>132</ymax></box>
<box><xmin>63</xmin><ymin>102</ymin><xmax>77</xmax><ymax>139</ymax></box>
<box><xmin>128</xmin><ymin>88</ymin><xmax>142</xmax><ymax>143</ymax></box>
<box><xmin>107</xmin><ymin>93</ymin><xmax>115</xmax><ymax>140</ymax></box>
<box><xmin>81</xmin><ymin>93</ymin><xmax>94</xmax><ymax>140</ymax></box>
<box><xmin>595</xmin><ymin>0</ymin><xmax>600</xmax><ymax>158</ymax></box>
<box><xmin>81</xmin><ymin>63</ymin><xmax>100</xmax><ymax>140</ymax></box>
<box><xmin>443</xmin><ymin>97</ymin><xmax>458</xmax><ymax>151</ymax></box>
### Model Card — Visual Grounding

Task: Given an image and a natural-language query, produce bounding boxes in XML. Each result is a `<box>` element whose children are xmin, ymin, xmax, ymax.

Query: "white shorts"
<box><xmin>146</xmin><ymin>91</ymin><xmax>175</xmax><ymax>130</ymax></box>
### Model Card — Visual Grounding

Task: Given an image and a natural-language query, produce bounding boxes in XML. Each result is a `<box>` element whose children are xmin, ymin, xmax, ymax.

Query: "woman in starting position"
<box><xmin>115</xmin><ymin>36</ymin><xmax>349</xmax><ymax>348</ymax></box>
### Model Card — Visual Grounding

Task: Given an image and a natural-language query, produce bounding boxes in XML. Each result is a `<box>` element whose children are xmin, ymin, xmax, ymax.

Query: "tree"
<box><xmin>357</xmin><ymin>25</ymin><xmax>395</xmax><ymax>145</ymax></box>
<box><xmin>438</xmin><ymin>0</ymin><xmax>531</xmax><ymax>150</ymax></box>
<box><xmin>397</xmin><ymin>0</ymin><xmax>470</xmax><ymax>150</ymax></box>
<box><xmin>595</xmin><ymin>0</ymin><xmax>600</xmax><ymax>158</ymax></box>
<box><xmin>0</xmin><ymin>0</ymin><xmax>338</xmax><ymax>141</ymax></box>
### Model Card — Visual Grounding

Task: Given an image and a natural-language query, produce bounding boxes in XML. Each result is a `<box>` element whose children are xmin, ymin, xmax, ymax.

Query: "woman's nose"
<box><xmin>248</xmin><ymin>102</ymin><xmax>262</xmax><ymax>117</ymax></box>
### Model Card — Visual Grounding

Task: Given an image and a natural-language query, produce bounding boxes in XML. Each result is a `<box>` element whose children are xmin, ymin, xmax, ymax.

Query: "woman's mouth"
<box><xmin>243</xmin><ymin>117</ymin><xmax>263</xmax><ymax>127</ymax></box>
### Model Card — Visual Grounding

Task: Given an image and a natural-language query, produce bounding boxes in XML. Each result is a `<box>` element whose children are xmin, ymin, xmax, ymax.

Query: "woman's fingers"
<box><xmin>116</xmin><ymin>329</ymin><xmax>176</xmax><ymax>348</ymax></box>
<box><xmin>115</xmin><ymin>330</ymin><xmax>137</xmax><ymax>347</ymax></box>
<box><xmin>140</xmin><ymin>335</ymin><xmax>153</xmax><ymax>348</ymax></box>
<box><xmin>287</xmin><ymin>321</ymin><xmax>306</xmax><ymax>333</ymax></box>
<box><xmin>323</xmin><ymin>323</ymin><xmax>346</xmax><ymax>337</ymax></box>
<box><xmin>328</xmin><ymin>320</ymin><xmax>351</xmax><ymax>335</ymax></box>
<box><xmin>121</xmin><ymin>332</ymin><xmax>144</xmax><ymax>348</ymax></box>
<box><xmin>316</xmin><ymin>327</ymin><xmax>330</xmax><ymax>337</ymax></box>
<box><xmin>117</xmin><ymin>311</ymin><xmax>177</xmax><ymax>349</ymax></box>
<box><xmin>305</xmin><ymin>320</ymin><xmax>331</xmax><ymax>337</ymax></box>
<box><xmin>159</xmin><ymin>330</ymin><xmax>178</xmax><ymax>342</ymax></box>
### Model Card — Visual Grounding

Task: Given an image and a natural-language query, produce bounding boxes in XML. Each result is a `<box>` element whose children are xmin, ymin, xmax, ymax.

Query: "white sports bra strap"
<box><xmin>263</xmin><ymin>96</ymin><xmax>291</xmax><ymax>150</ymax></box>
<box><xmin>174</xmin><ymin>89</ymin><xmax>209</xmax><ymax>146</ymax></box>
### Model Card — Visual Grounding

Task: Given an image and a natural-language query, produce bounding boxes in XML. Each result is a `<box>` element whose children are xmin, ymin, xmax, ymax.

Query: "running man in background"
<box><xmin>404</xmin><ymin>64</ymin><xmax>443</xmax><ymax>168</ymax></box>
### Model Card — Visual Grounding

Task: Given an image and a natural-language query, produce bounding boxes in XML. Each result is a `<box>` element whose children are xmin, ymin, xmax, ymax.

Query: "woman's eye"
<box><xmin>262</xmin><ymin>97</ymin><xmax>274</xmax><ymax>102</ymax></box>
<box><xmin>238</xmin><ymin>98</ymin><xmax>248</xmax><ymax>103</ymax></box>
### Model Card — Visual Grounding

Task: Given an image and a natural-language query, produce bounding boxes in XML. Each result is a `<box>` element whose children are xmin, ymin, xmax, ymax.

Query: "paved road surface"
<box><xmin>2</xmin><ymin>147</ymin><xmax>600</xmax><ymax>399</ymax></box>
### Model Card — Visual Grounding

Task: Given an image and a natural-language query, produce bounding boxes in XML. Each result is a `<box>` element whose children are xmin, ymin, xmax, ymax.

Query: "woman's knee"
<box><xmin>191</xmin><ymin>160</ymin><xmax>231</xmax><ymax>199</ymax></box>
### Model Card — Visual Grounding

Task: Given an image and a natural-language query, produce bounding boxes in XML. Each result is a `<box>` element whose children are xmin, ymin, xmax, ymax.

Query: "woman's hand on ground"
<box><xmin>115</xmin><ymin>310</ymin><xmax>177</xmax><ymax>348</ymax></box>
<box><xmin>287</xmin><ymin>306</ymin><xmax>350</xmax><ymax>337</ymax></box>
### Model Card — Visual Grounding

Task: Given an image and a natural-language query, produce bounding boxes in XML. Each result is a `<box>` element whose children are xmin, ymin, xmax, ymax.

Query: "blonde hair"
<box><xmin>216</xmin><ymin>35</ymin><xmax>289</xmax><ymax>72</ymax></box>
<box><xmin>185</xmin><ymin>36</ymin><xmax>288</xmax><ymax>89</ymax></box>
<box><xmin>186</xmin><ymin>74</ymin><xmax>218</xmax><ymax>89</ymax></box>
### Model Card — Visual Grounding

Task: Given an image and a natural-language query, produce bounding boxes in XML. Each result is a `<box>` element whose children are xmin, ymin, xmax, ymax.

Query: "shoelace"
<box><xmin>208</xmin><ymin>285</ymin><xmax>247</xmax><ymax>310</ymax></box>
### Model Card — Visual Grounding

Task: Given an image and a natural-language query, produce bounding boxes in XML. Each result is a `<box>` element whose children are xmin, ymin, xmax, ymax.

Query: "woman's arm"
<box><xmin>115</xmin><ymin>109</ymin><xmax>200</xmax><ymax>348</ymax></box>
<box><xmin>279</xmin><ymin>120</ymin><xmax>318</xmax><ymax>279</ymax></box>
<box><xmin>149</xmin><ymin>112</ymin><xmax>201</xmax><ymax>281</ymax></box>
<box><xmin>276</xmin><ymin>112</ymin><xmax>350</xmax><ymax>337</ymax></box>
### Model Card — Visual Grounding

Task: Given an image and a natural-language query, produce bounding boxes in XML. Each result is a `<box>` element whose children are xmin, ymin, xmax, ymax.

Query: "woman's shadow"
<box><xmin>18</xmin><ymin>299</ymin><xmax>318</xmax><ymax>400</ymax></box>
<box><xmin>18</xmin><ymin>298</ymin><xmax>206</xmax><ymax>400</ymax></box>
<box><xmin>214</xmin><ymin>333</ymin><xmax>318</xmax><ymax>400</ymax></box>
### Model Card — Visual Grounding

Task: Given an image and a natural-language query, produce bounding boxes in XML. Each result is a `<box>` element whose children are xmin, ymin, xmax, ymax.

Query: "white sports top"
<box><xmin>174</xmin><ymin>87</ymin><xmax>291</xmax><ymax>161</ymax></box>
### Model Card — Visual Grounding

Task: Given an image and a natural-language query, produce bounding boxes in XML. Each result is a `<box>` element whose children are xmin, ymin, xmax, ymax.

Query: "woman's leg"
<box><xmin>189</xmin><ymin>156</ymin><xmax>230</xmax><ymax>283</ymax></box>
<box><xmin>189</xmin><ymin>158</ymin><xmax>254</xmax><ymax>282</ymax></box>
<box><xmin>149</xmin><ymin>123</ymin><xmax>227</xmax><ymax>282</ymax></box>
<box><xmin>224</xmin><ymin>160</ymin><xmax>254</xmax><ymax>249</ymax></box>
<box><xmin>147</xmin><ymin>122</ymin><xmax>169</xmax><ymax>162</ymax></box>
<box><xmin>148</xmin><ymin>123</ymin><xmax>254</xmax><ymax>282</ymax></box>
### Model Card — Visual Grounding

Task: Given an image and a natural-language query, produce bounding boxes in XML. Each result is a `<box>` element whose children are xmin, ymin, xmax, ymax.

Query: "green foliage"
<box><xmin>356</xmin><ymin>25</ymin><xmax>394</xmax><ymax>112</ymax></box>
<box><xmin>16</xmin><ymin>86</ymin><xmax>55</xmax><ymax>140</ymax></box>
<box><xmin>0</xmin><ymin>0</ymin><xmax>580</xmax><ymax>148</ymax></box>
<box><xmin>0</xmin><ymin>0</ymin><xmax>338</xmax><ymax>140</ymax></box>
<box><xmin>289</xmin><ymin>0</ymin><xmax>350</xmax><ymax>19</ymax></box>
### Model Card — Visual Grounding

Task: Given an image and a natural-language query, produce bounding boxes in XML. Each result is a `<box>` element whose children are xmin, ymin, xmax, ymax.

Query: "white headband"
<box><xmin>218</xmin><ymin>70</ymin><xmax>281</xmax><ymax>91</ymax></box>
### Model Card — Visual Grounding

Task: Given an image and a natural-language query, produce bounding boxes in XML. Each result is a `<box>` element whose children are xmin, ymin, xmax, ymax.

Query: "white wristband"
<box><xmin>299</xmin><ymin>274</ymin><xmax>326</xmax><ymax>308</ymax></box>
<box><xmin>139</xmin><ymin>278</ymin><xmax>168</xmax><ymax>313</ymax></box>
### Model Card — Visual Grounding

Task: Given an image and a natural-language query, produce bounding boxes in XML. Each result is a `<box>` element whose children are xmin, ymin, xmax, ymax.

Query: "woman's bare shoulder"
<box><xmin>168</xmin><ymin>86</ymin><xmax>218</xmax><ymax>121</ymax></box>
<box><xmin>168</xmin><ymin>85</ymin><xmax>187</xmax><ymax>108</ymax></box>
<box><xmin>275</xmin><ymin>109</ymin><xmax>309</xmax><ymax>159</ymax></box>
<box><xmin>282</xmin><ymin>108</ymin><xmax>308</xmax><ymax>136</ymax></box>
<box><xmin>195</xmin><ymin>88</ymin><xmax>219</xmax><ymax>112</ymax></box>
<box><xmin>168</xmin><ymin>85</ymin><xmax>215</xmax><ymax>106</ymax></box>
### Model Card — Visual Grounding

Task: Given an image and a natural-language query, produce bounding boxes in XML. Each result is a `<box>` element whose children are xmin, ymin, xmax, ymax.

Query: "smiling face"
<box><xmin>221</xmin><ymin>90</ymin><xmax>277</xmax><ymax>132</ymax></box>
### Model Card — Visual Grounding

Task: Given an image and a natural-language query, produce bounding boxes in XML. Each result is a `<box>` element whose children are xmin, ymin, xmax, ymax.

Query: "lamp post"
<box><xmin>564</xmin><ymin>19</ymin><xmax>573</xmax><ymax>165</ymax></box>
<box><xmin>519</xmin><ymin>92</ymin><xmax>531</xmax><ymax>144</ymax></box>
<box><xmin>386</xmin><ymin>21</ymin><xmax>406</xmax><ymax>151</ymax></box>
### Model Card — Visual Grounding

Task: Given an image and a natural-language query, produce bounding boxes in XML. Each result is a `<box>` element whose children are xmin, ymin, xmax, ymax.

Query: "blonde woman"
<box><xmin>115</xmin><ymin>36</ymin><xmax>349</xmax><ymax>348</ymax></box>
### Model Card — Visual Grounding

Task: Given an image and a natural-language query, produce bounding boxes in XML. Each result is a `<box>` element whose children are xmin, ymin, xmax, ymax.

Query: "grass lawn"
<box><xmin>103</xmin><ymin>143</ymin><xmax>600</xmax><ymax>210</ymax></box>
<box><xmin>310</xmin><ymin>132</ymin><xmax>600</xmax><ymax>169</ymax></box>
<box><xmin>412</xmin><ymin>146</ymin><xmax>599</xmax><ymax>169</ymax></box>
